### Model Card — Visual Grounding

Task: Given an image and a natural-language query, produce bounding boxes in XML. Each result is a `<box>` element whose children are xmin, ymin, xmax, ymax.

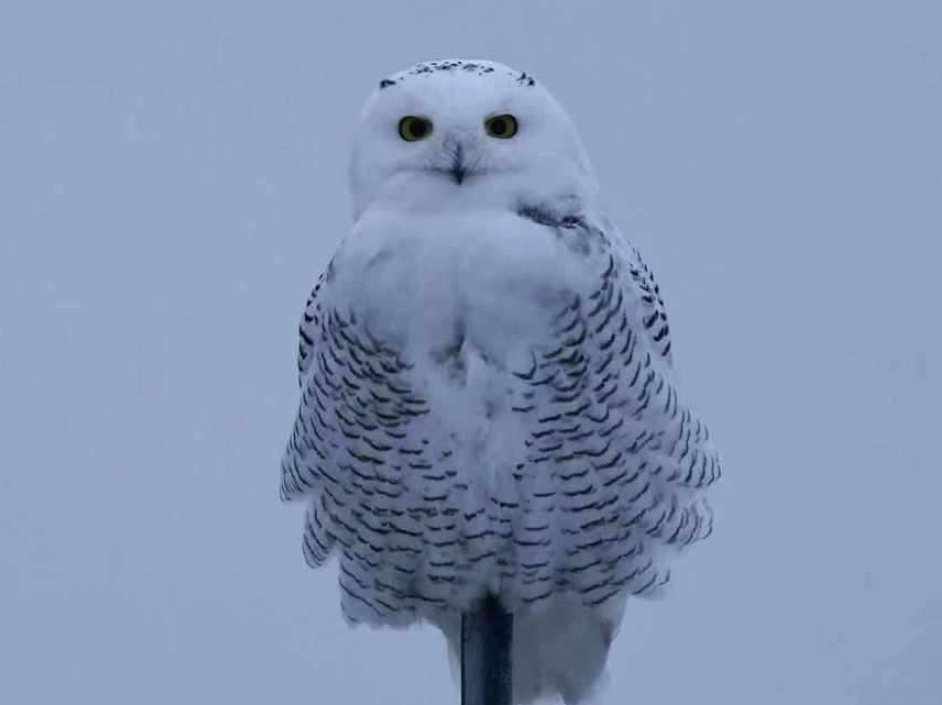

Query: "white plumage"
<box><xmin>281</xmin><ymin>59</ymin><xmax>719</xmax><ymax>704</ymax></box>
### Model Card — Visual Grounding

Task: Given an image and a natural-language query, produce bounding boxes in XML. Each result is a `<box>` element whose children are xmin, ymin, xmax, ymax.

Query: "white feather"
<box><xmin>282</xmin><ymin>59</ymin><xmax>719</xmax><ymax>703</ymax></box>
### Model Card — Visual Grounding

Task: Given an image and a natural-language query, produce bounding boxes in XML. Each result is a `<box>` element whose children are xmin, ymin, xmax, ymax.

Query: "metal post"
<box><xmin>460</xmin><ymin>594</ymin><xmax>513</xmax><ymax>705</ymax></box>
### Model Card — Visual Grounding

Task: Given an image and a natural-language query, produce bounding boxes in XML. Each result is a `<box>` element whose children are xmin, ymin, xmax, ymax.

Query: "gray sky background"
<box><xmin>1</xmin><ymin>1</ymin><xmax>940</xmax><ymax>703</ymax></box>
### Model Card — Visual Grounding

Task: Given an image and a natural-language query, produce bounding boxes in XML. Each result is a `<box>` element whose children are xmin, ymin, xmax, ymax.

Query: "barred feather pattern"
<box><xmin>281</xmin><ymin>213</ymin><xmax>719</xmax><ymax>628</ymax></box>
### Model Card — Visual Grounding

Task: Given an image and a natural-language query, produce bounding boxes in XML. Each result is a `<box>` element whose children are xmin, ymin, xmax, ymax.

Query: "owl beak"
<box><xmin>441</xmin><ymin>133</ymin><xmax>473</xmax><ymax>185</ymax></box>
<box><xmin>451</xmin><ymin>151</ymin><xmax>467</xmax><ymax>184</ymax></box>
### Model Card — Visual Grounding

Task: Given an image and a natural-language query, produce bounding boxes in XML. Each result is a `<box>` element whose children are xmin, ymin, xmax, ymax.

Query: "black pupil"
<box><xmin>409</xmin><ymin>119</ymin><xmax>427</xmax><ymax>138</ymax></box>
<box><xmin>491</xmin><ymin>117</ymin><xmax>508</xmax><ymax>135</ymax></box>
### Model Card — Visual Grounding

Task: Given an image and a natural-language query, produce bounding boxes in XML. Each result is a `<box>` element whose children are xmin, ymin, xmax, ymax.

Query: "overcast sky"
<box><xmin>1</xmin><ymin>1</ymin><xmax>940</xmax><ymax>703</ymax></box>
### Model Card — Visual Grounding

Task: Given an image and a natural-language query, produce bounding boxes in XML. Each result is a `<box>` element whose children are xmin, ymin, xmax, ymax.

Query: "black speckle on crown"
<box><xmin>410</xmin><ymin>60</ymin><xmax>484</xmax><ymax>75</ymax></box>
<box><xmin>388</xmin><ymin>60</ymin><xmax>525</xmax><ymax>84</ymax></box>
<box><xmin>517</xmin><ymin>71</ymin><xmax>536</xmax><ymax>87</ymax></box>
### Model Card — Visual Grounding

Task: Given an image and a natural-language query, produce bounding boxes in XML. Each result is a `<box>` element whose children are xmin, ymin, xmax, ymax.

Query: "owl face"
<box><xmin>349</xmin><ymin>60</ymin><xmax>597</xmax><ymax>220</ymax></box>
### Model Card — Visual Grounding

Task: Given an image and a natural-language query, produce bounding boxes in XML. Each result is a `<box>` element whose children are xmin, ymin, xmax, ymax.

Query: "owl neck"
<box><xmin>351</xmin><ymin>165</ymin><xmax>598</xmax><ymax>224</ymax></box>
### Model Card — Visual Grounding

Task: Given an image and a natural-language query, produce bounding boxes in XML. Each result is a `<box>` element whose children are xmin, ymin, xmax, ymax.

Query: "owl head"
<box><xmin>349</xmin><ymin>59</ymin><xmax>598</xmax><ymax>221</ymax></box>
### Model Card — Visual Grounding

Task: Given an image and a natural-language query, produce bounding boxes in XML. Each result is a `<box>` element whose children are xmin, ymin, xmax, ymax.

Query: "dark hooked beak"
<box><xmin>443</xmin><ymin>135</ymin><xmax>469</xmax><ymax>185</ymax></box>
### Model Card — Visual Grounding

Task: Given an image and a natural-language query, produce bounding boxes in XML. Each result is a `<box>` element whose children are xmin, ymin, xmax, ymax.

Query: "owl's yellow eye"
<box><xmin>484</xmin><ymin>114</ymin><xmax>518</xmax><ymax>139</ymax></box>
<box><xmin>398</xmin><ymin>116</ymin><xmax>433</xmax><ymax>142</ymax></box>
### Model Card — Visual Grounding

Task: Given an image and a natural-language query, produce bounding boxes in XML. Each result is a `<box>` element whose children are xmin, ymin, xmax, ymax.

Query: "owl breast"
<box><xmin>331</xmin><ymin>207</ymin><xmax>600</xmax><ymax>374</ymax></box>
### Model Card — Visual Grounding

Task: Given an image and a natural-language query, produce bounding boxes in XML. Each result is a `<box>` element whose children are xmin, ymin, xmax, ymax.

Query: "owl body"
<box><xmin>282</xmin><ymin>60</ymin><xmax>719</xmax><ymax>704</ymax></box>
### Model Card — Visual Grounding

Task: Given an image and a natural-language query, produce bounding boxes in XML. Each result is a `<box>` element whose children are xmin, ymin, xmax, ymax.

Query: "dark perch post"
<box><xmin>461</xmin><ymin>595</ymin><xmax>513</xmax><ymax>705</ymax></box>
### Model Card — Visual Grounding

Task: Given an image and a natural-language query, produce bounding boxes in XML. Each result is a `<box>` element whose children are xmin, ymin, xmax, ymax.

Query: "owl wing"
<box><xmin>601</xmin><ymin>218</ymin><xmax>674</xmax><ymax>364</ymax></box>
<box><xmin>626</xmin><ymin>244</ymin><xmax>674</xmax><ymax>363</ymax></box>
<box><xmin>491</xmin><ymin>211</ymin><xmax>719</xmax><ymax>606</ymax></box>
<box><xmin>295</xmin><ymin>267</ymin><xmax>329</xmax><ymax>387</ymax></box>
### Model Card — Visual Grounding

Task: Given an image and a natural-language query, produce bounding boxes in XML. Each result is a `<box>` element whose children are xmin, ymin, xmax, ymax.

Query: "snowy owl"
<box><xmin>281</xmin><ymin>59</ymin><xmax>719</xmax><ymax>703</ymax></box>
